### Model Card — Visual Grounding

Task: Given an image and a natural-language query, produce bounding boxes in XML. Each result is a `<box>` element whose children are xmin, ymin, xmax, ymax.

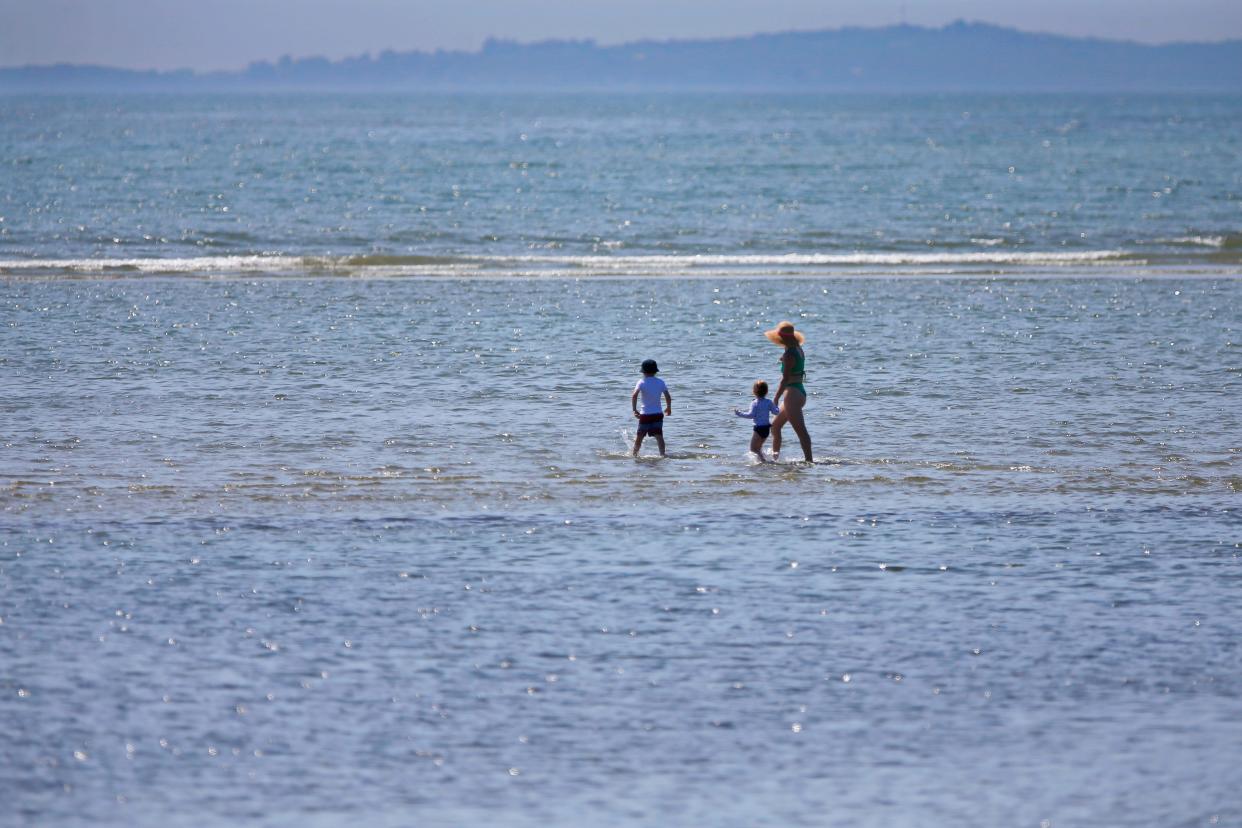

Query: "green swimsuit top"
<box><xmin>782</xmin><ymin>345</ymin><xmax>807</xmax><ymax>390</ymax></box>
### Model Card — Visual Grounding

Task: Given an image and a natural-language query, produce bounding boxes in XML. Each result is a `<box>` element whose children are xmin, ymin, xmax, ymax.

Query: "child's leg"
<box><xmin>632</xmin><ymin>431</ymin><xmax>645</xmax><ymax>456</ymax></box>
<box><xmin>654</xmin><ymin>432</ymin><xmax>666</xmax><ymax>457</ymax></box>
<box><xmin>749</xmin><ymin>430</ymin><xmax>766</xmax><ymax>460</ymax></box>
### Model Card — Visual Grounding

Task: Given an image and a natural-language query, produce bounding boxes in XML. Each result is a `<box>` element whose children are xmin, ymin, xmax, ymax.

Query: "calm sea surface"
<box><xmin>2</xmin><ymin>92</ymin><xmax>1242</xmax><ymax>274</ymax></box>
<box><xmin>2</xmin><ymin>93</ymin><xmax>1241</xmax><ymax>827</ymax></box>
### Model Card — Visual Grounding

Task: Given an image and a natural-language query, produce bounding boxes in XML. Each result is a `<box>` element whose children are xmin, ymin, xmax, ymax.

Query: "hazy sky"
<box><xmin>4</xmin><ymin>0</ymin><xmax>1242</xmax><ymax>71</ymax></box>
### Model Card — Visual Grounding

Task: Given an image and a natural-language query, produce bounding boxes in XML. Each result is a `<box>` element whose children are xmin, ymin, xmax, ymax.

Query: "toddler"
<box><xmin>734</xmin><ymin>380</ymin><xmax>780</xmax><ymax>461</ymax></box>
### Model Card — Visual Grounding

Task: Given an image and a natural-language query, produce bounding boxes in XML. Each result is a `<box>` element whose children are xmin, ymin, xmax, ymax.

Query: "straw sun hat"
<box><xmin>764</xmin><ymin>320</ymin><xmax>806</xmax><ymax>346</ymax></box>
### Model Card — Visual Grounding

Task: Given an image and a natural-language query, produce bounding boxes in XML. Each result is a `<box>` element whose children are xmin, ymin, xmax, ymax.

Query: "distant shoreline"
<box><xmin>5</xmin><ymin>87</ymin><xmax>1242</xmax><ymax>96</ymax></box>
<box><xmin>3</xmin><ymin>21</ymin><xmax>1240</xmax><ymax>92</ymax></box>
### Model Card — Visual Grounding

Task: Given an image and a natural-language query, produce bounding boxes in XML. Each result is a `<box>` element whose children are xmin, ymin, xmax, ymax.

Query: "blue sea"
<box><xmin>2</xmin><ymin>93</ymin><xmax>1240</xmax><ymax>827</ymax></box>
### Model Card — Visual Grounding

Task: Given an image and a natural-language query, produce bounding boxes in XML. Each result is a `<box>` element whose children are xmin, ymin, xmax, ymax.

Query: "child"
<box><xmin>631</xmin><ymin>358</ymin><xmax>672</xmax><ymax>457</ymax></box>
<box><xmin>734</xmin><ymin>380</ymin><xmax>781</xmax><ymax>462</ymax></box>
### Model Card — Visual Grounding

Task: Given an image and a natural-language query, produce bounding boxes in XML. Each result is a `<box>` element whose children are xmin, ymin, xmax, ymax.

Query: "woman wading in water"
<box><xmin>766</xmin><ymin>321</ymin><xmax>814</xmax><ymax>462</ymax></box>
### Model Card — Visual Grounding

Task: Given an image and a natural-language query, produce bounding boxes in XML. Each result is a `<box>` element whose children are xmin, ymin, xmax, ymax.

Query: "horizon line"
<box><xmin>4</xmin><ymin>19</ymin><xmax>1242</xmax><ymax>75</ymax></box>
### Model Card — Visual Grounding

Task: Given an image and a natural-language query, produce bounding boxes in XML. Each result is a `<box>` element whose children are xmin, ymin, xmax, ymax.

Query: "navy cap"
<box><xmin>641</xmin><ymin>359</ymin><xmax>659</xmax><ymax>374</ymax></box>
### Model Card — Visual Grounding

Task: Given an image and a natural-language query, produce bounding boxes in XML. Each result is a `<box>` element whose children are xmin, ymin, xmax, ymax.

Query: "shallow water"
<box><xmin>2</xmin><ymin>275</ymin><xmax>1240</xmax><ymax>826</ymax></box>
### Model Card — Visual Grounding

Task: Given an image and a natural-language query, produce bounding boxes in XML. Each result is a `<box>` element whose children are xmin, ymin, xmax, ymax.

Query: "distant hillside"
<box><xmin>3</xmin><ymin>21</ymin><xmax>1241</xmax><ymax>91</ymax></box>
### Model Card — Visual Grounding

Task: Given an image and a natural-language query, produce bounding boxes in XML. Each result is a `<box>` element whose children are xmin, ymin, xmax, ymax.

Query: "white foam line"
<box><xmin>1</xmin><ymin>250</ymin><xmax>1134</xmax><ymax>273</ymax></box>
<box><xmin>1150</xmin><ymin>236</ymin><xmax>1226</xmax><ymax>248</ymax></box>
<box><xmin>473</xmin><ymin>250</ymin><xmax>1133</xmax><ymax>267</ymax></box>
<box><xmin>0</xmin><ymin>255</ymin><xmax>307</xmax><ymax>271</ymax></box>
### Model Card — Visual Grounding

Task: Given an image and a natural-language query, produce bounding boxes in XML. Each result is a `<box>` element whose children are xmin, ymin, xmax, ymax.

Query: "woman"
<box><xmin>765</xmin><ymin>320</ymin><xmax>814</xmax><ymax>462</ymax></box>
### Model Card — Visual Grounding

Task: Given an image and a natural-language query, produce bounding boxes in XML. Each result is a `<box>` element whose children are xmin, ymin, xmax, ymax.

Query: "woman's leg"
<box><xmin>771</xmin><ymin>409</ymin><xmax>788</xmax><ymax>458</ymax></box>
<box><xmin>782</xmin><ymin>390</ymin><xmax>813</xmax><ymax>462</ymax></box>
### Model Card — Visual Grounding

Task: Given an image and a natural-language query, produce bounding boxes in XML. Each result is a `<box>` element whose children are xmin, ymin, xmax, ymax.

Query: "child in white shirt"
<box><xmin>631</xmin><ymin>358</ymin><xmax>672</xmax><ymax>457</ymax></box>
<box><xmin>734</xmin><ymin>380</ymin><xmax>780</xmax><ymax>461</ymax></box>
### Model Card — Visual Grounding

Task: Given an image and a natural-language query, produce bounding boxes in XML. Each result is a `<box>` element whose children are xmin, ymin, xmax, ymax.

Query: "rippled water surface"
<box><xmin>3</xmin><ymin>92</ymin><xmax>1242</xmax><ymax>277</ymax></box>
<box><xmin>2</xmin><ymin>275</ymin><xmax>1240</xmax><ymax>826</ymax></box>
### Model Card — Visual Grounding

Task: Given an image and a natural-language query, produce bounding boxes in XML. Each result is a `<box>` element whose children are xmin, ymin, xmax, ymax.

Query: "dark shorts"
<box><xmin>753</xmin><ymin>425</ymin><xmax>771</xmax><ymax>439</ymax></box>
<box><xmin>637</xmin><ymin>413</ymin><xmax>664</xmax><ymax>434</ymax></box>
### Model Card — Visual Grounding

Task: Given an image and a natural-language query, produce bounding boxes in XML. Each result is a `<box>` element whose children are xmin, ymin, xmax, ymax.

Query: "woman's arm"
<box><xmin>773</xmin><ymin>351</ymin><xmax>790</xmax><ymax>404</ymax></box>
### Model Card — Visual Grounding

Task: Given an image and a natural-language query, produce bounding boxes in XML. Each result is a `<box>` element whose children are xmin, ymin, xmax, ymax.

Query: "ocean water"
<box><xmin>2</xmin><ymin>93</ymin><xmax>1241</xmax><ymax>827</ymax></box>
<box><xmin>2</xmin><ymin>92</ymin><xmax>1241</xmax><ymax>275</ymax></box>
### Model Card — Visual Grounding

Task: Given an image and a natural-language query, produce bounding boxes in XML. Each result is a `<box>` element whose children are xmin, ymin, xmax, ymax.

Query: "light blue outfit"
<box><xmin>735</xmin><ymin>398</ymin><xmax>781</xmax><ymax>426</ymax></box>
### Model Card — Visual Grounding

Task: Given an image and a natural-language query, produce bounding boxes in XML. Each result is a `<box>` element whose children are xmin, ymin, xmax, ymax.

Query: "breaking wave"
<box><xmin>2</xmin><ymin>245</ymin><xmax>1241</xmax><ymax>279</ymax></box>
